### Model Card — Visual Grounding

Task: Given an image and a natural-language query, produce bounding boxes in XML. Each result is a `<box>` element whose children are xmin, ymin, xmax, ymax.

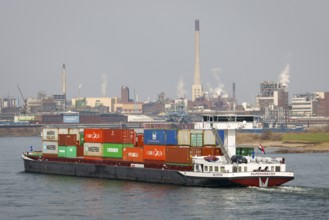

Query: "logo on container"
<box><xmin>107</xmin><ymin>148</ymin><xmax>119</xmax><ymax>153</ymax></box>
<box><xmin>146</xmin><ymin>149</ymin><xmax>163</xmax><ymax>157</ymax></box>
<box><xmin>87</xmin><ymin>146</ymin><xmax>99</xmax><ymax>152</ymax></box>
<box><xmin>45</xmin><ymin>145</ymin><xmax>56</xmax><ymax>150</ymax></box>
<box><xmin>86</xmin><ymin>132</ymin><xmax>100</xmax><ymax>140</ymax></box>
<box><xmin>128</xmin><ymin>152</ymin><xmax>139</xmax><ymax>158</ymax></box>
<box><xmin>152</xmin><ymin>131</ymin><xmax>157</xmax><ymax>140</ymax></box>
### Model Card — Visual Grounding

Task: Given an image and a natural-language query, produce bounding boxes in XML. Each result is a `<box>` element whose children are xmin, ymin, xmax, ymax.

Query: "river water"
<box><xmin>0</xmin><ymin>137</ymin><xmax>328</xmax><ymax>220</ymax></box>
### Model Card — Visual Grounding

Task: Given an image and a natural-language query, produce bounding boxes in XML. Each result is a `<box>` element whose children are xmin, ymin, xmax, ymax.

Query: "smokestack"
<box><xmin>62</xmin><ymin>64</ymin><xmax>66</xmax><ymax>110</ymax></box>
<box><xmin>233</xmin><ymin>82</ymin><xmax>236</xmax><ymax>100</ymax></box>
<box><xmin>192</xmin><ymin>19</ymin><xmax>203</xmax><ymax>101</ymax></box>
<box><xmin>195</xmin><ymin>19</ymin><xmax>199</xmax><ymax>31</ymax></box>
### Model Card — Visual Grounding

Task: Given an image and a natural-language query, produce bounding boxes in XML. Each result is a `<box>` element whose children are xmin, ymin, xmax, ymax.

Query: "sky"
<box><xmin>1</xmin><ymin>0</ymin><xmax>329</xmax><ymax>105</ymax></box>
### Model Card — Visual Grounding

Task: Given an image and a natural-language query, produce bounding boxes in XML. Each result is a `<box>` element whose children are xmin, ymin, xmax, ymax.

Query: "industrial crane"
<box><xmin>17</xmin><ymin>85</ymin><xmax>27</xmax><ymax>114</ymax></box>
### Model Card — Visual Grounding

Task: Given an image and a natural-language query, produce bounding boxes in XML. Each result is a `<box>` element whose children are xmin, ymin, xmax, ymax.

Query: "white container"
<box><xmin>203</xmin><ymin>130</ymin><xmax>216</xmax><ymax>145</ymax></box>
<box><xmin>177</xmin><ymin>129</ymin><xmax>190</xmax><ymax>146</ymax></box>
<box><xmin>42</xmin><ymin>128</ymin><xmax>58</xmax><ymax>141</ymax></box>
<box><xmin>84</xmin><ymin>142</ymin><xmax>103</xmax><ymax>157</ymax></box>
<box><xmin>58</xmin><ymin>128</ymin><xmax>69</xmax><ymax>134</ymax></box>
<box><xmin>42</xmin><ymin>141</ymin><xmax>58</xmax><ymax>154</ymax></box>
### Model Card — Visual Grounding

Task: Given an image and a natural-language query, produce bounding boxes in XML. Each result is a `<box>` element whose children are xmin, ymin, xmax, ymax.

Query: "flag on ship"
<box><xmin>259</xmin><ymin>143</ymin><xmax>265</xmax><ymax>154</ymax></box>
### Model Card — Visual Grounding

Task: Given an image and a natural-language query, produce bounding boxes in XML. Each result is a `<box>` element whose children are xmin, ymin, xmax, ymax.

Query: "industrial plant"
<box><xmin>1</xmin><ymin>20</ymin><xmax>329</xmax><ymax>129</ymax></box>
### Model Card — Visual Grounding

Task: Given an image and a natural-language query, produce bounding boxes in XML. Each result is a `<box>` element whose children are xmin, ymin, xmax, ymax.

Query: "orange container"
<box><xmin>143</xmin><ymin>145</ymin><xmax>166</xmax><ymax>161</ymax></box>
<box><xmin>166</xmin><ymin>146</ymin><xmax>191</xmax><ymax>164</ymax></box>
<box><xmin>202</xmin><ymin>147</ymin><xmax>223</xmax><ymax>156</ymax></box>
<box><xmin>84</xmin><ymin>128</ymin><xmax>104</xmax><ymax>143</ymax></box>
<box><xmin>123</xmin><ymin>147</ymin><xmax>144</xmax><ymax>162</ymax></box>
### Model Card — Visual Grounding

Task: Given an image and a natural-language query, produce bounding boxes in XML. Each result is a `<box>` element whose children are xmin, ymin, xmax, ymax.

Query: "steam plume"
<box><xmin>177</xmin><ymin>76</ymin><xmax>186</xmax><ymax>98</ymax></box>
<box><xmin>207</xmin><ymin>68</ymin><xmax>227</xmax><ymax>98</ymax></box>
<box><xmin>278</xmin><ymin>64</ymin><xmax>290</xmax><ymax>88</ymax></box>
<box><xmin>101</xmin><ymin>73</ymin><xmax>107</xmax><ymax>97</ymax></box>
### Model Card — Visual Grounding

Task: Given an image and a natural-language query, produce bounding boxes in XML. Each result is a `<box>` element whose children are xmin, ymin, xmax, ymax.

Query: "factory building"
<box><xmin>291</xmin><ymin>92</ymin><xmax>329</xmax><ymax>117</ymax></box>
<box><xmin>256</xmin><ymin>81</ymin><xmax>289</xmax><ymax>127</ymax></box>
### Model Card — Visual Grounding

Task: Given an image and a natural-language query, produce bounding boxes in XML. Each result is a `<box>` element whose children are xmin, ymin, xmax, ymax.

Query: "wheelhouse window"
<box><xmin>275</xmin><ymin>166</ymin><xmax>281</xmax><ymax>172</ymax></box>
<box><xmin>215</xmin><ymin>166</ymin><xmax>219</xmax><ymax>172</ymax></box>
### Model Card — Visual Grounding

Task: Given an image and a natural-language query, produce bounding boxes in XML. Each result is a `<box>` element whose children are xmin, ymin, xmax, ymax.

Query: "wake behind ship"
<box><xmin>22</xmin><ymin>115</ymin><xmax>294</xmax><ymax>187</ymax></box>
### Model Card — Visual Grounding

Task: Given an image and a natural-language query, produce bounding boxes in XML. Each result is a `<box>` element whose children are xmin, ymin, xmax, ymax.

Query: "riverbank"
<box><xmin>0</xmin><ymin>125</ymin><xmax>42</xmax><ymax>137</ymax></box>
<box><xmin>236</xmin><ymin>132</ymin><xmax>329</xmax><ymax>153</ymax></box>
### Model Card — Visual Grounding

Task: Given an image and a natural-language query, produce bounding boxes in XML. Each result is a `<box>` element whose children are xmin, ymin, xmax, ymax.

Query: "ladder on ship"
<box><xmin>211</xmin><ymin>128</ymin><xmax>232</xmax><ymax>164</ymax></box>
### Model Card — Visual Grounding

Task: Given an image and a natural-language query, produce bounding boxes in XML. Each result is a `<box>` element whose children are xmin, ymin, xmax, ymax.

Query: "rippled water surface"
<box><xmin>0</xmin><ymin>137</ymin><xmax>328</xmax><ymax>220</ymax></box>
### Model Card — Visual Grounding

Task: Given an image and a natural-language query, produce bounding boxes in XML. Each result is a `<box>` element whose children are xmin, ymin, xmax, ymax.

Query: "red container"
<box><xmin>202</xmin><ymin>147</ymin><xmax>223</xmax><ymax>156</ymax></box>
<box><xmin>123</xmin><ymin>147</ymin><xmax>144</xmax><ymax>162</ymax></box>
<box><xmin>84</xmin><ymin>129</ymin><xmax>104</xmax><ymax>143</ymax></box>
<box><xmin>136</xmin><ymin>134</ymin><xmax>144</xmax><ymax>147</ymax></box>
<box><xmin>77</xmin><ymin>145</ymin><xmax>84</xmax><ymax>157</ymax></box>
<box><xmin>102</xmin><ymin>129</ymin><xmax>136</xmax><ymax>143</ymax></box>
<box><xmin>58</xmin><ymin>134</ymin><xmax>77</xmax><ymax>146</ymax></box>
<box><xmin>166</xmin><ymin>146</ymin><xmax>191</xmax><ymax>164</ymax></box>
<box><xmin>143</xmin><ymin>145</ymin><xmax>166</xmax><ymax>161</ymax></box>
<box><xmin>190</xmin><ymin>147</ymin><xmax>202</xmax><ymax>157</ymax></box>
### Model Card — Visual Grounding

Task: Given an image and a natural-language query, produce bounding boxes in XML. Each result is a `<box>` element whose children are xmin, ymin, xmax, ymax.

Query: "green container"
<box><xmin>79</xmin><ymin>132</ymin><xmax>84</xmax><ymax>145</ymax></box>
<box><xmin>58</xmin><ymin>146</ymin><xmax>77</xmax><ymax>158</ymax></box>
<box><xmin>191</xmin><ymin>133</ymin><xmax>203</xmax><ymax>147</ymax></box>
<box><xmin>58</xmin><ymin>146</ymin><xmax>66</xmax><ymax>157</ymax></box>
<box><xmin>236</xmin><ymin>147</ymin><xmax>254</xmax><ymax>156</ymax></box>
<box><xmin>66</xmin><ymin>146</ymin><xmax>77</xmax><ymax>158</ymax></box>
<box><xmin>103</xmin><ymin>143</ymin><xmax>123</xmax><ymax>158</ymax></box>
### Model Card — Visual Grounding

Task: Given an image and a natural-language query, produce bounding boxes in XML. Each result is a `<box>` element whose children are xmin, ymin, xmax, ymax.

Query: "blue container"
<box><xmin>144</xmin><ymin>129</ymin><xmax>178</xmax><ymax>145</ymax></box>
<box><xmin>217</xmin><ymin>130</ymin><xmax>225</xmax><ymax>145</ymax></box>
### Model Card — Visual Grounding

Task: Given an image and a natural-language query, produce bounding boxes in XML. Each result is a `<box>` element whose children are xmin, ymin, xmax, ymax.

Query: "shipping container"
<box><xmin>203</xmin><ymin>129</ymin><xmax>216</xmax><ymax>145</ymax></box>
<box><xmin>102</xmin><ymin>129</ymin><xmax>135</xmax><ymax>144</ymax></box>
<box><xmin>123</xmin><ymin>147</ymin><xmax>144</xmax><ymax>162</ymax></box>
<box><xmin>144</xmin><ymin>129</ymin><xmax>178</xmax><ymax>145</ymax></box>
<box><xmin>190</xmin><ymin>147</ymin><xmax>203</xmax><ymax>157</ymax></box>
<box><xmin>65</xmin><ymin>146</ymin><xmax>77</xmax><ymax>158</ymax></box>
<box><xmin>236</xmin><ymin>147</ymin><xmax>254</xmax><ymax>156</ymax></box>
<box><xmin>42</xmin><ymin>128</ymin><xmax>58</xmax><ymax>141</ymax></box>
<box><xmin>58</xmin><ymin>128</ymin><xmax>69</xmax><ymax>134</ymax></box>
<box><xmin>58</xmin><ymin>146</ymin><xmax>66</xmax><ymax>157</ymax></box>
<box><xmin>58</xmin><ymin>134</ymin><xmax>77</xmax><ymax>146</ymax></box>
<box><xmin>143</xmin><ymin>145</ymin><xmax>166</xmax><ymax>161</ymax></box>
<box><xmin>84</xmin><ymin>128</ymin><xmax>104</xmax><ymax>143</ymax></box>
<box><xmin>190</xmin><ymin>132</ymin><xmax>203</xmax><ymax>147</ymax></box>
<box><xmin>102</xmin><ymin>143</ymin><xmax>123</xmax><ymax>158</ymax></box>
<box><xmin>83</xmin><ymin>142</ymin><xmax>103</xmax><ymax>157</ymax></box>
<box><xmin>177</xmin><ymin>129</ymin><xmax>190</xmax><ymax>145</ymax></box>
<box><xmin>42</xmin><ymin>141</ymin><xmax>58</xmax><ymax>154</ymax></box>
<box><xmin>58</xmin><ymin>146</ymin><xmax>77</xmax><ymax>158</ymax></box>
<box><xmin>136</xmin><ymin>133</ymin><xmax>144</xmax><ymax>147</ymax></box>
<box><xmin>202</xmin><ymin>147</ymin><xmax>223</xmax><ymax>156</ymax></box>
<box><xmin>166</xmin><ymin>146</ymin><xmax>191</xmax><ymax>164</ymax></box>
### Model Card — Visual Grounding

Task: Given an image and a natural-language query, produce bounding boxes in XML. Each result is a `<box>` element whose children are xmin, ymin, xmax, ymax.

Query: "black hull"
<box><xmin>22</xmin><ymin>157</ymin><xmax>240</xmax><ymax>187</ymax></box>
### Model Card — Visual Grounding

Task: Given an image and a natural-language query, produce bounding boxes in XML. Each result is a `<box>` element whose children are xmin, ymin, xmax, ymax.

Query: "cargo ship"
<box><xmin>22</xmin><ymin>116</ymin><xmax>294</xmax><ymax>187</ymax></box>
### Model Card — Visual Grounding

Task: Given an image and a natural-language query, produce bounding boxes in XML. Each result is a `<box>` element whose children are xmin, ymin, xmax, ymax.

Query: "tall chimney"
<box><xmin>62</xmin><ymin>64</ymin><xmax>66</xmax><ymax>110</ymax></box>
<box><xmin>192</xmin><ymin>19</ymin><xmax>203</xmax><ymax>101</ymax></box>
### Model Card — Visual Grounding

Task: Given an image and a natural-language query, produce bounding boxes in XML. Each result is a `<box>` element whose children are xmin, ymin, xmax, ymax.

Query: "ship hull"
<box><xmin>22</xmin><ymin>155</ymin><xmax>293</xmax><ymax>187</ymax></box>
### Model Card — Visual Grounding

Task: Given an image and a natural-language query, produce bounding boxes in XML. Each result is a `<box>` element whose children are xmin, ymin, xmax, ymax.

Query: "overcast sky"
<box><xmin>1</xmin><ymin>0</ymin><xmax>328</xmax><ymax>105</ymax></box>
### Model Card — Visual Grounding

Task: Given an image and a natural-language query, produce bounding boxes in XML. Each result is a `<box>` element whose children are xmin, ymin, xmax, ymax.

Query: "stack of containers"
<box><xmin>58</xmin><ymin>134</ymin><xmax>77</xmax><ymax>158</ymax></box>
<box><xmin>102</xmin><ymin>129</ymin><xmax>135</xmax><ymax>160</ymax></box>
<box><xmin>83</xmin><ymin>128</ymin><xmax>104</xmax><ymax>160</ymax></box>
<box><xmin>143</xmin><ymin>129</ymin><xmax>178</xmax><ymax>164</ymax></box>
<box><xmin>83</xmin><ymin>128</ymin><xmax>136</xmax><ymax>160</ymax></box>
<box><xmin>42</xmin><ymin>128</ymin><xmax>59</xmax><ymax>158</ymax></box>
<box><xmin>177</xmin><ymin>129</ymin><xmax>224</xmax><ymax>157</ymax></box>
